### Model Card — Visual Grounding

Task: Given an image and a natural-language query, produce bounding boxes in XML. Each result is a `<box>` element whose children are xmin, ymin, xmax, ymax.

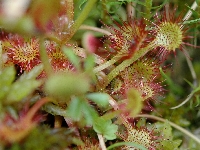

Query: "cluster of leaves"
<box><xmin>0</xmin><ymin>0</ymin><xmax>200</xmax><ymax>149</ymax></box>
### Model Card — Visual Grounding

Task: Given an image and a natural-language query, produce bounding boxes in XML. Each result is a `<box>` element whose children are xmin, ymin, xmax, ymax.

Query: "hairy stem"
<box><xmin>102</xmin><ymin>43</ymin><xmax>154</xmax><ymax>89</ymax></box>
<box><xmin>93</xmin><ymin>55</ymin><xmax>122</xmax><ymax>73</ymax></box>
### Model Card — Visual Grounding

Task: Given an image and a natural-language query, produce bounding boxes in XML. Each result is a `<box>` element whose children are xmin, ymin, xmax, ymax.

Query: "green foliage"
<box><xmin>0</xmin><ymin>65</ymin><xmax>42</xmax><ymax>105</ymax></box>
<box><xmin>0</xmin><ymin>66</ymin><xmax>16</xmax><ymax>101</ymax></box>
<box><xmin>62</xmin><ymin>46</ymin><xmax>81</xmax><ymax>71</ymax></box>
<box><xmin>184</xmin><ymin>18</ymin><xmax>200</xmax><ymax>24</ymax></box>
<box><xmin>66</xmin><ymin>96</ymin><xmax>98</xmax><ymax>125</ymax></box>
<box><xmin>86</xmin><ymin>93</ymin><xmax>109</xmax><ymax>107</ymax></box>
<box><xmin>44</xmin><ymin>72</ymin><xmax>90</xmax><ymax>101</ymax></box>
<box><xmin>93</xmin><ymin>117</ymin><xmax>118</xmax><ymax>140</ymax></box>
<box><xmin>84</xmin><ymin>54</ymin><xmax>95</xmax><ymax>72</ymax></box>
<box><xmin>6</xmin><ymin>79</ymin><xmax>41</xmax><ymax>104</ymax></box>
<box><xmin>155</xmin><ymin>121</ymin><xmax>182</xmax><ymax>149</ymax></box>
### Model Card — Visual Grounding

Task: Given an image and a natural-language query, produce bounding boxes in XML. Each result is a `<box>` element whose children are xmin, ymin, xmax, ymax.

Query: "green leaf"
<box><xmin>93</xmin><ymin>118</ymin><xmax>118</xmax><ymax>140</ymax></box>
<box><xmin>66</xmin><ymin>97</ymin><xmax>84</xmax><ymax>121</ymax></box>
<box><xmin>84</xmin><ymin>54</ymin><xmax>95</xmax><ymax>72</ymax></box>
<box><xmin>19</xmin><ymin>64</ymin><xmax>43</xmax><ymax>81</ymax></box>
<box><xmin>161</xmin><ymin>139</ymin><xmax>182</xmax><ymax>150</ymax></box>
<box><xmin>66</xmin><ymin>97</ymin><xmax>98</xmax><ymax>125</ymax></box>
<box><xmin>162</xmin><ymin>121</ymin><xmax>173</xmax><ymax>139</ymax></box>
<box><xmin>183</xmin><ymin>18</ymin><xmax>200</xmax><ymax>24</ymax></box>
<box><xmin>82</xmin><ymin>102</ymin><xmax>98</xmax><ymax>125</ymax></box>
<box><xmin>78</xmin><ymin>0</ymin><xmax>88</xmax><ymax>10</ymax></box>
<box><xmin>62</xmin><ymin>46</ymin><xmax>81</xmax><ymax>71</ymax></box>
<box><xmin>0</xmin><ymin>66</ymin><xmax>16</xmax><ymax>100</ymax></box>
<box><xmin>155</xmin><ymin>121</ymin><xmax>182</xmax><ymax>149</ymax></box>
<box><xmin>6</xmin><ymin>79</ymin><xmax>41</xmax><ymax>104</ymax></box>
<box><xmin>86</xmin><ymin>93</ymin><xmax>109</xmax><ymax>107</ymax></box>
<box><xmin>155</xmin><ymin>121</ymin><xmax>173</xmax><ymax>139</ymax></box>
<box><xmin>14</xmin><ymin>16</ymin><xmax>35</xmax><ymax>35</ymax></box>
<box><xmin>44</xmin><ymin>72</ymin><xmax>90</xmax><ymax>101</ymax></box>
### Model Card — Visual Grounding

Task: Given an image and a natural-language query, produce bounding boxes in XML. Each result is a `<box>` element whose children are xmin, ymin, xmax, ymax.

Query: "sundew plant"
<box><xmin>0</xmin><ymin>0</ymin><xmax>200</xmax><ymax>149</ymax></box>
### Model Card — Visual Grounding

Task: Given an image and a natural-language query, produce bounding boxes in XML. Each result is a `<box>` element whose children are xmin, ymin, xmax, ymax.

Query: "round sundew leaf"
<box><xmin>154</xmin><ymin>22</ymin><xmax>183</xmax><ymax>51</ymax></box>
<box><xmin>44</xmin><ymin>72</ymin><xmax>90</xmax><ymax>102</ymax></box>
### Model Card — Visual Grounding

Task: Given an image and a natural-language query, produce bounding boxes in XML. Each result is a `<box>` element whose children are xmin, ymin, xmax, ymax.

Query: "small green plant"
<box><xmin>0</xmin><ymin>0</ymin><xmax>200</xmax><ymax>149</ymax></box>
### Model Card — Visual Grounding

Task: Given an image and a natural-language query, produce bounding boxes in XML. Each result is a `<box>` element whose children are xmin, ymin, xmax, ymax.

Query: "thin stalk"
<box><xmin>170</xmin><ymin>84</ymin><xmax>200</xmax><ymax>109</ymax></box>
<box><xmin>97</xmin><ymin>134</ymin><xmax>107</xmax><ymax>150</ymax></box>
<box><xmin>181</xmin><ymin>1</ymin><xmax>198</xmax><ymax>29</ymax></box>
<box><xmin>39</xmin><ymin>39</ymin><xmax>53</xmax><ymax>76</ymax></box>
<box><xmin>79</xmin><ymin>25</ymin><xmax>111</xmax><ymax>35</ymax></box>
<box><xmin>135</xmin><ymin>114</ymin><xmax>200</xmax><ymax>145</ymax></box>
<box><xmin>66</xmin><ymin>0</ymin><xmax>97</xmax><ymax>42</ymax></box>
<box><xmin>183</xmin><ymin>1</ymin><xmax>198</xmax><ymax>21</ymax></box>
<box><xmin>170</xmin><ymin>90</ymin><xmax>195</xmax><ymax>109</ymax></box>
<box><xmin>93</xmin><ymin>55</ymin><xmax>122</xmax><ymax>73</ymax></box>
